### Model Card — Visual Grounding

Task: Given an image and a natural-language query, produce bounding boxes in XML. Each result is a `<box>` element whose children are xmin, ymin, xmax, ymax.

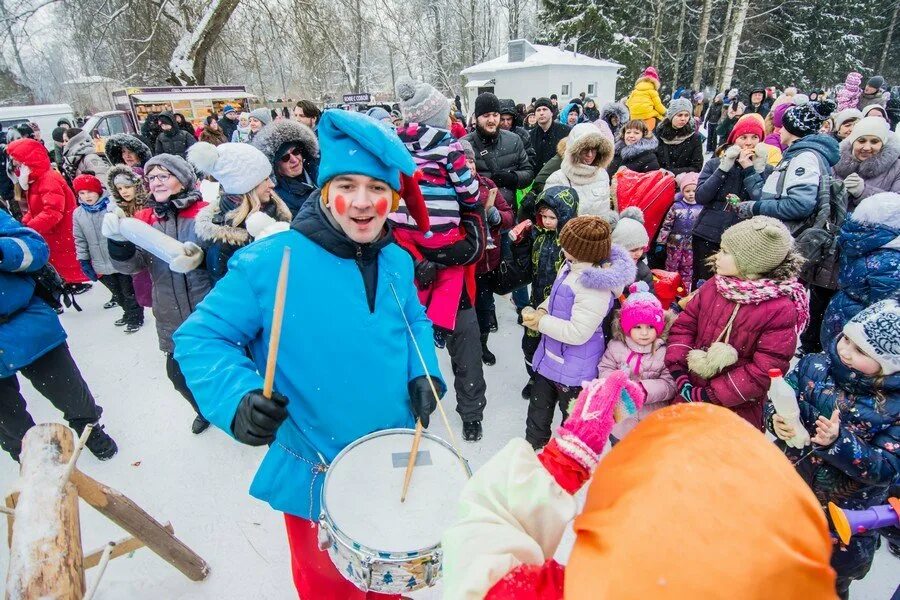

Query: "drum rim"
<box><xmin>320</xmin><ymin>427</ymin><xmax>471</xmax><ymax>557</ymax></box>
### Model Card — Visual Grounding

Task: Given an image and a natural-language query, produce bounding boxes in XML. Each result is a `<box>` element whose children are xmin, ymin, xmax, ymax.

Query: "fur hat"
<box><xmin>850</xmin><ymin>192</ymin><xmax>900</xmax><ymax>230</ymax></box>
<box><xmin>675</xmin><ymin>171</ymin><xmax>699</xmax><ymax>192</ymax></box>
<box><xmin>73</xmin><ymin>173</ymin><xmax>103</xmax><ymax>196</ymax></box>
<box><xmin>188</xmin><ymin>142</ymin><xmax>272</xmax><ymax>195</ymax></box>
<box><xmin>621</xmin><ymin>281</ymin><xmax>665</xmax><ymax>336</ymax></box>
<box><xmin>144</xmin><ymin>154</ymin><xmax>197</xmax><ymax>189</ymax></box>
<box><xmin>782</xmin><ymin>100</ymin><xmax>835</xmax><ymax>138</ymax></box>
<box><xmin>727</xmin><ymin>115</ymin><xmax>765</xmax><ymax>144</ymax></box>
<box><xmin>611</xmin><ymin>207</ymin><xmax>649</xmax><ymax>251</ymax></box>
<box><xmin>395</xmin><ymin>76</ymin><xmax>450</xmax><ymax>128</ymax></box>
<box><xmin>249</xmin><ymin>108</ymin><xmax>272</xmax><ymax>126</ymax></box>
<box><xmin>104</xmin><ymin>134</ymin><xmax>152</xmax><ymax>167</ymax></box>
<box><xmin>560</xmin><ymin>216</ymin><xmax>612</xmax><ymax>264</ymax></box>
<box><xmin>565</xmin><ymin>122</ymin><xmax>614</xmax><ymax>168</ymax></box>
<box><xmin>251</xmin><ymin>119</ymin><xmax>319</xmax><ymax>166</ymax></box>
<box><xmin>474</xmin><ymin>92</ymin><xmax>501</xmax><ymax>118</ymax></box>
<box><xmin>600</xmin><ymin>101</ymin><xmax>629</xmax><ymax>127</ymax></box>
<box><xmin>316</xmin><ymin>109</ymin><xmax>415</xmax><ymax>191</ymax></box>
<box><xmin>831</xmin><ymin>108</ymin><xmax>863</xmax><ymax>131</ymax></box>
<box><xmin>666</xmin><ymin>97</ymin><xmax>693</xmax><ymax>121</ymax></box>
<box><xmin>720</xmin><ymin>216</ymin><xmax>793</xmax><ymax>277</ymax></box>
<box><xmin>842</xmin><ymin>116</ymin><xmax>891</xmax><ymax>146</ymax></box>
<box><xmin>842</xmin><ymin>299</ymin><xmax>900</xmax><ymax>375</ymax></box>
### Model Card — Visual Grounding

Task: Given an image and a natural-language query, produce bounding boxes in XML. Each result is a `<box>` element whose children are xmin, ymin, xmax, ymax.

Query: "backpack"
<box><xmin>31</xmin><ymin>263</ymin><xmax>81</xmax><ymax>312</ymax></box>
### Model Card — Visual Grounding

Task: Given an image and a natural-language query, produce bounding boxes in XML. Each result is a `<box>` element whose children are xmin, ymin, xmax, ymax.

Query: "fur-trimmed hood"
<box><xmin>610</xmin><ymin>307</ymin><xmax>677</xmax><ymax>343</ymax></box>
<box><xmin>251</xmin><ymin>119</ymin><xmax>319</xmax><ymax>164</ymax></box>
<box><xmin>834</xmin><ymin>134</ymin><xmax>900</xmax><ymax>180</ymax></box>
<box><xmin>194</xmin><ymin>191</ymin><xmax>292</xmax><ymax>246</ymax></box>
<box><xmin>576</xmin><ymin>244</ymin><xmax>637</xmax><ymax>292</ymax></box>
<box><xmin>104</xmin><ymin>134</ymin><xmax>152</xmax><ymax>167</ymax></box>
<box><xmin>600</xmin><ymin>102</ymin><xmax>630</xmax><ymax>127</ymax></box>
<box><xmin>564</xmin><ymin>123</ymin><xmax>614</xmax><ymax>168</ymax></box>
<box><xmin>62</xmin><ymin>130</ymin><xmax>96</xmax><ymax>160</ymax></box>
<box><xmin>616</xmin><ymin>135</ymin><xmax>659</xmax><ymax>161</ymax></box>
<box><xmin>106</xmin><ymin>164</ymin><xmax>149</xmax><ymax>209</ymax></box>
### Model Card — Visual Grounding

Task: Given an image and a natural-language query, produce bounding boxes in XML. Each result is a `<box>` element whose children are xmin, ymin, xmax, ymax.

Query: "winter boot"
<box><xmin>83</xmin><ymin>424</ymin><xmax>118</xmax><ymax>461</ymax></box>
<box><xmin>488</xmin><ymin>310</ymin><xmax>499</xmax><ymax>333</ymax></box>
<box><xmin>192</xmin><ymin>415</ymin><xmax>210</xmax><ymax>434</ymax></box>
<box><xmin>67</xmin><ymin>283</ymin><xmax>93</xmax><ymax>295</ymax></box>
<box><xmin>114</xmin><ymin>317</ymin><xmax>127</xmax><ymax>327</ymax></box>
<box><xmin>521</xmin><ymin>378</ymin><xmax>534</xmax><ymax>400</ymax></box>
<box><xmin>124</xmin><ymin>322</ymin><xmax>142</xmax><ymax>334</ymax></box>
<box><xmin>463</xmin><ymin>421</ymin><xmax>483</xmax><ymax>442</ymax></box>
<box><xmin>433</xmin><ymin>327</ymin><xmax>449</xmax><ymax>349</ymax></box>
<box><xmin>103</xmin><ymin>298</ymin><xmax>118</xmax><ymax>309</ymax></box>
<box><xmin>480</xmin><ymin>333</ymin><xmax>496</xmax><ymax>366</ymax></box>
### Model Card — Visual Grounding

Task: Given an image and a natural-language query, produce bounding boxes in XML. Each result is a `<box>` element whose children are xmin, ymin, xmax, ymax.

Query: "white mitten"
<box><xmin>842</xmin><ymin>173</ymin><xmax>865</xmax><ymax>197</ymax></box>
<box><xmin>718</xmin><ymin>145</ymin><xmax>741</xmax><ymax>172</ymax></box>
<box><xmin>245</xmin><ymin>211</ymin><xmax>289</xmax><ymax>240</ymax></box>
<box><xmin>101</xmin><ymin>211</ymin><xmax>126</xmax><ymax>241</ymax></box>
<box><xmin>169</xmin><ymin>241</ymin><xmax>204</xmax><ymax>273</ymax></box>
<box><xmin>752</xmin><ymin>143</ymin><xmax>769</xmax><ymax>173</ymax></box>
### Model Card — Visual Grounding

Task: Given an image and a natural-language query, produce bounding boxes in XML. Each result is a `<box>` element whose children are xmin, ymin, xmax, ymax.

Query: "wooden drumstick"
<box><xmin>400</xmin><ymin>420</ymin><xmax>423</xmax><ymax>503</ymax></box>
<box><xmin>263</xmin><ymin>246</ymin><xmax>291</xmax><ymax>399</ymax></box>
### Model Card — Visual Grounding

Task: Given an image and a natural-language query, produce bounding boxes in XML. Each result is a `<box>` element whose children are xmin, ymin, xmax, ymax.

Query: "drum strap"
<box><xmin>277</xmin><ymin>440</ymin><xmax>328</xmax><ymax>515</ymax></box>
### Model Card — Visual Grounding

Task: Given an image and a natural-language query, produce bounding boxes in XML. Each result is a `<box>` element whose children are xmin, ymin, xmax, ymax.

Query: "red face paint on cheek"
<box><xmin>375</xmin><ymin>197</ymin><xmax>389</xmax><ymax>217</ymax></box>
<box><xmin>334</xmin><ymin>194</ymin><xmax>347</xmax><ymax>216</ymax></box>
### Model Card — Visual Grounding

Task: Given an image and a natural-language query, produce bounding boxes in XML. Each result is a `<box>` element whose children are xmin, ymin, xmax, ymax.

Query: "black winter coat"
<box><xmin>530</xmin><ymin>121</ymin><xmax>571</xmax><ymax>173</ymax></box>
<box><xmin>693</xmin><ymin>157</ymin><xmax>772</xmax><ymax>243</ymax></box>
<box><xmin>219</xmin><ymin>117</ymin><xmax>238</xmax><ymax>142</ymax></box>
<box><xmin>746</xmin><ymin>99</ymin><xmax>772</xmax><ymax>118</ymax></box>
<box><xmin>655</xmin><ymin>122</ymin><xmax>703</xmax><ymax>175</ymax></box>
<box><xmin>154</xmin><ymin>129</ymin><xmax>195</xmax><ymax>157</ymax></box>
<box><xmin>463</xmin><ymin>129</ymin><xmax>534</xmax><ymax>202</ymax></box>
<box><xmin>704</xmin><ymin>102</ymin><xmax>723</xmax><ymax>125</ymax></box>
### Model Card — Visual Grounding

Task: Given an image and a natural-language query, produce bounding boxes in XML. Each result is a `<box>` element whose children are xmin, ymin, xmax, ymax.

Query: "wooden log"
<box><xmin>71</xmin><ymin>469</ymin><xmax>209</xmax><ymax>581</ymax></box>
<box><xmin>5</xmin><ymin>423</ymin><xmax>85</xmax><ymax>600</ymax></box>
<box><xmin>83</xmin><ymin>523</ymin><xmax>174</xmax><ymax>569</ymax></box>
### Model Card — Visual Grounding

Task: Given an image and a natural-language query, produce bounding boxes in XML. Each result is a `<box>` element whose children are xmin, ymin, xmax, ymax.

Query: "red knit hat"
<box><xmin>641</xmin><ymin>66</ymin><xmax>660</xmax><ymax>83</ymax></box>
<box><xmin>72</xmin><ymin>174</ymin><xmax>103</xmax><ymax>196</ymax></box>
<box><xmin>726</xmin><ymin>116</ymin><xmax>765</xmax><ymax>144</ymax></box>
<box><xmin>398</xmin><ymin>170</ymin><xmax>431</xmax><ymax>235</ymax></box>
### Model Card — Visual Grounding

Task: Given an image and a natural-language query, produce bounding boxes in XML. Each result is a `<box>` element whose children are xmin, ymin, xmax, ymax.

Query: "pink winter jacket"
<box><xmin>600</xmin><ymin>336</ymin><xmax>675</xmax><ymax>439</ymax></box>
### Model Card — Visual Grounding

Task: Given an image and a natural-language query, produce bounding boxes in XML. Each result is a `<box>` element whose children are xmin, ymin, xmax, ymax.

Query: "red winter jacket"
<box><xmin>7</xmin><ymin>138</ymin><xmax>87</xmax><ymax>284</ymax></box>
<box><xmin>476</xmin><ymin>174</ymin><xmax>515</xmax><ymax>275</ymax></box>
<box><xmin>664</xmin><ymin>277</ymin><xmax>798</xmax><ymax>429</ymax></box>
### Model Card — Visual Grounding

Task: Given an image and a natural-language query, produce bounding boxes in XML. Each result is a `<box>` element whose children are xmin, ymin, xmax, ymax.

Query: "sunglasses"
<box><xmin>279</xmin><ymin>146</ymin><xmax>303</xmax><ymax>163</ymax></box>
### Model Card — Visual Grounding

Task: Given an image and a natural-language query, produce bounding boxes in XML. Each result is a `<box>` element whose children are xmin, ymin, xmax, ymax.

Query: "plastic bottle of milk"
<box><xmin>768</xmin><ymin>368</ymin><xmax>811</xmax><ymax>449</ymax></box>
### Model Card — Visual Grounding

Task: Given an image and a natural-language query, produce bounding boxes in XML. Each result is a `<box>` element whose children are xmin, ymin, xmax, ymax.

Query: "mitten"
<box><xmin>842</xmin><ymin>173</ymin><xmax>865</xmax><ymax>197</ymax></box>
<box><xmin>408</xmin><ymin>376</ymin><xmax>444</xmax><ymax>428</ymax></box>
<box><xmin>414</xmin><ymin>259</ymin><xmax>437</xmax><ymax>287</ymax></box>
<box><xmin>718</xmin><ymin>145</ymin><xmax>741</xmax><ymax>172</ymax></box>
<box><xmin>231</xmin><ymin>389</ymin><xmax>289</xmax><ymax>446</ymax></box>
<box><xmin>245</xmin><ymin>211</ymin><xmax>289</xmax><ymax>240</ymax></box>
<box><xmin>752</xmin><ymin>143</ymin><xmax>769</xmax><ymax>173</ymax></box>
<box><xmin>737</xmin><ymin>201</ymin><xmax>755</xmax><ymax>219</ymax></box>
<box><xmin>101</xmin><ymin>211</ymin><xmax>126</xmax><ymax>241</ymax></box>
<box><xmin>79</xmin><ymin>260</ymin><xmax>98</xmax><ymax>281</ymax></box>
<box><xmin>169</xmin><ymin>241</ymin><xmax>204</xmax><ymax>273</ymax></box>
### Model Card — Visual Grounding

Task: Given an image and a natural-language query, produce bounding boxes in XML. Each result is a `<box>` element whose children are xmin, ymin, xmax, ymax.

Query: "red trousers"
<box><xmin>284</xmin><ymin>514</ymin><xmax>401</xmax><ymax>600</ymax></box>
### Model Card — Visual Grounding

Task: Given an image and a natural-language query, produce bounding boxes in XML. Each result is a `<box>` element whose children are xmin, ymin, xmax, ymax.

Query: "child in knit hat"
<box><xmin>390</xmin><ymin>76</ymin><xmax>483</xmax><ymax>338</ymax></box>
<box><xmin>522</xmin><ymin>215</ymin><xmax>636</xmax><ymax>448</ymax></box>
<box><xmin>610</xmin><ymin>206</ymin><xmax>653</xmax><ymax>288</ymax></box>
<box><xmin>599</xmin><ymin>281</ymin><xmax>675</xmax><ymax>441</ymax></box>
<box><xmin>769</xmin><ymin>298</ymin><xmax>899</xmax><ymax>598</ymax></box>
<box><xmin>231</xmin><ymin>112</ymin><xmax>251</xmax><ymax>143</ymax></box>
<box><xmin>72</xmin><ymin>174</ymin><xmax>143</xmax><ymax>331</ymax></box>
<box><xmin>656</xmin><ymin>172</ymin><xmax>702</xmax><ymax>292</ymax></box>
<box><xmin>666</xmin><ymin>216</ymin><xmax>809</xmax><ymax>429</ymax></box>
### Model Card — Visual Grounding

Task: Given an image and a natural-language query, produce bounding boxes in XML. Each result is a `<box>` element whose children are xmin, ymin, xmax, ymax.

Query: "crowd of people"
<box><xmin>1</xmin><ymin>65</ymin><xmax>898</xmax><ymax>599</ymax></box>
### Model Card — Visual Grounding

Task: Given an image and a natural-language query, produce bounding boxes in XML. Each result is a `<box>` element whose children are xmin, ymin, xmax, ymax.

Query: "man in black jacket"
<box><xmin>464</xmin><ymin>93</ymin><xmax>534</xmax><ymax>204</ymax></box>
<box><xmin>529</xmin><ymin>97</ymin><xmax>570</xmax><ymax>173</ymax></box>
<box><xmin>499</xmin><ymin>99</ymin><xmax>536</xmax><ymax>169</ymax></box>
<box><xmin>154</xmin><ymin>111</ymin><xmax>195</xmax><ymax>157</ymax></box>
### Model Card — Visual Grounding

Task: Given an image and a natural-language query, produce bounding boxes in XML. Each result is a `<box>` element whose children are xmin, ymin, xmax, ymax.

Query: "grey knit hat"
<box><xmin>144</xmin><ymin>154</ymin><xmax>197</xmax><ymax>189</ymax></box>
<box><xmin>249</xmin><ymin>108</ymin><xmax>273</xmax><ymax>126</ymax></box>
<box><xmin>666</xmin><ymin>97</ymin><xmax>693</xmax><ymax>121</ymax></box>
<box><xmin>458</xmin><ymin>138</ymin><xmax>475</xmax><ymax>160</ymax></box>
<box><xmin>395</xmin><ymin>76</ymin><xmax>450</xmax><ymax>128</ymax></box>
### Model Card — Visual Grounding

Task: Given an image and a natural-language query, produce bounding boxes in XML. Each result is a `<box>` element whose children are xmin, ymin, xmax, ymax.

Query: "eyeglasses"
<box><xmin>147</xmin><ymin>173</ymin><xmax>172</xmax><ymax>184</ymax></box>
<box><xmin>279</xmin><ymin>147</ymin><xmax>303</xmax><ymax>163</ymax></box>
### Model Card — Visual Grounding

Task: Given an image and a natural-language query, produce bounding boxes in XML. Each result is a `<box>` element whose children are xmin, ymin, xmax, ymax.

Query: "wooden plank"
<box><xmin>83</xmin><ymin>523</ymin><xmax>174</xmax><ymax>569</ymax></box>
<box><xmin>71</xmin><ymin>469</ymin><xmax>209</xmax><ymax>581</ymax></box>
<box><xmin>5</xmin><ymin>492</ymin><xmax>18</xmax><ymax>549</ymax></box>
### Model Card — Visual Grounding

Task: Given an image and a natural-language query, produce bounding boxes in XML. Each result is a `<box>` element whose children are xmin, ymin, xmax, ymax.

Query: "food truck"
<box><xmin>111</xmin><ymin>86</ymin><xmax>256</xmax><ymax>130</ymax></box>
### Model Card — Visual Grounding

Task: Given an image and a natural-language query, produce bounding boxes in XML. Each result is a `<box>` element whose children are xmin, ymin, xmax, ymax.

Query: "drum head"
<box><xmin>324</xmin><ymin>430</ymin><xmax>469</xmax><ymax>553</ymax></box>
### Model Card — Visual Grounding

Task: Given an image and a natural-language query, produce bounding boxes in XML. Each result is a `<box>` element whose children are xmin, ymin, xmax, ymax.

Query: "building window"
<box><xmin>561</xmin><ymin>84</ymin><xmax>570</xmax><ymax>96</ymax></box>
<box><xmin>587</xmin><ymin>83</ymin><xmax>596</xmax><ymax>95</ymax></box>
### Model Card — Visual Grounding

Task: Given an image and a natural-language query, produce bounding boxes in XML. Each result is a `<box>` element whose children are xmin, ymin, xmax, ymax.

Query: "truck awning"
<box><xmin>132</xmin><ymin>91</ymin><xmax>256</xmax><ymax>102</ymax></box>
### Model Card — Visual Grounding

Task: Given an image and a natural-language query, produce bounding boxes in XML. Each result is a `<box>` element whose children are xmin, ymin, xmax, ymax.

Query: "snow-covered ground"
<box><xmin>1</xmin><ymin>287</ymin><xmax>898</xmax><ymax>599</ymax></box>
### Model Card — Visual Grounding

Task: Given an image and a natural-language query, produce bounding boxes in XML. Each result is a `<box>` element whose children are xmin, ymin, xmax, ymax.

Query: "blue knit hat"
<box><xmin>316</xmin><ymin>110</ymin><xmax>415</xmax><ymax>190</ymax></box>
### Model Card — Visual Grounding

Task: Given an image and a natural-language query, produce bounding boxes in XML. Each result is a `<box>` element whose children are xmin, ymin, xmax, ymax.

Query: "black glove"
<box><xmin>490</xmin><ymin>171</ymin><xmax>517</xmax><ymax>189</ymax></box>
<box><xmin>414</xmin><ymin>258</ymin><xmax>437</xmax><ymax>287</ymax></box>
<box><xmin>408</xmin><ymin>376</ymin><xmax>442</xmax><ymax>428</ymax></box>
<box><xmin>231</xmin><ymin>389</ymin><xmax>289</xmax><ymax>446</ymax></box>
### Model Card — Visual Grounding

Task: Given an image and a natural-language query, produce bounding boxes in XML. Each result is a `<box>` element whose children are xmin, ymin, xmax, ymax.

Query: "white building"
<box><xmin>460</xmin><ymin>40</ymin><xmax>623</xmax><ymax>112</ymax></box>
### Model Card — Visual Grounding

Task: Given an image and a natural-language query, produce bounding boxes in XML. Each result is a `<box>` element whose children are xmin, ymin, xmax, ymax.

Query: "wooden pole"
<box><xmin>71</xmin><ymin>469</ymin><xmax>209</xmax><ymax>581</ymax></box>
<box><xmin>400</xmin><ymin>420</ymin><xmax>424</xmax><ymax>502</ymax></box>
<box><xmin>5</xmin><ymin>423</ymin><xmax>85</xmax><ymax>600</ymax></box>
<box><xmin>83</xmin><ymin>523</ymin><xmax>174</xmax><ymax>569</ymax></box>
<box><xmin>263</xmin><ymin>246</ymin><xmax>291</xmax><ymax>399</ymax></box>
<box><xmin>83</xmin><ymin>543</ymin><xmax>115</xmax><ymax>600</ymax></box>
<box><xmin>4</xmin><ymin>492</ymin><xmax>17</xmax><ymax>549</ymax></box>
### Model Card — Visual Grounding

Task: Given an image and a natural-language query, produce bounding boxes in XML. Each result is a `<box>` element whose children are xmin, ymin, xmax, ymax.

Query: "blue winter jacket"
<box><xmin>821</xmin><ymin>217</ymin><xmax>900</xmax><ymax>342</ymax></box>
<box><xmin>745</xmin><ymin>134</ymin><xmax>840</xmax><ymax>232</ymax></box>
<box><xmin>0</xmin><ymin>211</ymin><xmax>66</xmax><ymax>378</ymax></box>
<box><xmin>173</xmin><ymin>198</ymin><xmax>445</xmax><ymax>519</ymax></box>
<box><xmin>766</xmin><ymin>340</ymin><xmax>899</xmax><ymax>540</ymax></box>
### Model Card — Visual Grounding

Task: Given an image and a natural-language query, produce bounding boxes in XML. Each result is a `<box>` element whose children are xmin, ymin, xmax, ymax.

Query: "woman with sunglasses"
<box><xmin>190</xmin><ymin>142</ymin><xmax>292</xmax><ymax>283</ymax></box>
<box><xmin>251</xmin><ymin>119</ymin><xmax>320</xmax><ymax>216</ymax></box>
<box><xmin>103</xmin><ymin>153</ymin><xmax>214</xmax><ymax>434</ymax></box>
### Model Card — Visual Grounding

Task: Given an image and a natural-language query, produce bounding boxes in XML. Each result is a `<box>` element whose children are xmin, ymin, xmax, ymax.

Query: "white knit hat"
<box><xmin>843</xmin><ymin>116</ymin><xmax>891</xmax><ymax>146</ymax></box>
<box><xmin>842</xmin><ymin>299</ymin><xmax>900</xmax><ymax>375</ymax></box>
<box><xmin>187</xmin><ymin>142</ymin><xmax>272</xmax><ymax>195</ymax></box>
<box><xmin>611</xmin><ymin>206</ymin><xmax>649</xmax><ymax>251</ymax></box>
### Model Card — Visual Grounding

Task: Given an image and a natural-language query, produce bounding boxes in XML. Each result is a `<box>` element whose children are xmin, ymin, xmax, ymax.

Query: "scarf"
<box><xmin>80</xmin><ymin>196</ymin><xmax>110</xmax><ymax>213</ymax></box>
<box><xmin>715</xmin><ymin>275</ymin><xmax>810</xmax><ymax>333</ymax></box>
<box><xmin>147</xmin><ymin>188</ymin><xmax>202</xmax><ymax>220</ymax></box>
<box><xmin>659</xmin><ymin>120</ymin><xmax>694</xmax><ymax>144</ymax></box>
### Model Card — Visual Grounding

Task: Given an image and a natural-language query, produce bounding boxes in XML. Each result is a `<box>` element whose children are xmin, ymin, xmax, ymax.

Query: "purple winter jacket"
<box><xmin>533</xmin><ymin>245</ymin><xmax>636</xmax><ymax>387</ymax></box>
<box><xmin>656</xmin><ymin>196</ymin><xmax>703</xmax><ymax>245</ymax></box>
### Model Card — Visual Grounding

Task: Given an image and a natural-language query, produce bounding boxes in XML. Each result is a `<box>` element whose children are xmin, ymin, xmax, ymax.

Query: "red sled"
<box><xmin>651</xmin><ymin>269</ymin><xmax>686</xmax><ymax>310</ymax></box>
<box><xmin>615</xmin><ymin>169</ymin><xmax>676</xmax><ymax>240</ymax></box>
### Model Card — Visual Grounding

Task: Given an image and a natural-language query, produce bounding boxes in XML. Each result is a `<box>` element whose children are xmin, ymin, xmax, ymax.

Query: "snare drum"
<box><xmin>318</xmin><ymin>428</ymin><xmax>471</xmax><ymax>593</ymax></box>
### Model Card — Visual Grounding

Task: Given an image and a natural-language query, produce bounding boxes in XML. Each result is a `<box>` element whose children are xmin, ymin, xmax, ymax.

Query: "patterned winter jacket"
<box><xmin>821</xmin><ymin>210</ymin><xmax>900</xmax><ymax>342</ymax></box>
<box><xmin>393</xmin><ymin>123</ymin><xmax>479</xmax><ymax>230</ymax></box>
<box><xmin>766</xmin><ymin>342</ymin><xmax>900</xmax><ymax>544</ymax></box>
<box><xmin>528</xmin><ymin>186</ymin><xmax>579</xmax><ymax>309</ymax></box>
<box><xmin>656</xmin><ymin>196</ymin><xmax>703</xmax><ymax>247</ymax></box>
<box><xmin>833</xmin><ymin>134</ymin><xmax>900</xmax><ymax>210</ymax></box>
